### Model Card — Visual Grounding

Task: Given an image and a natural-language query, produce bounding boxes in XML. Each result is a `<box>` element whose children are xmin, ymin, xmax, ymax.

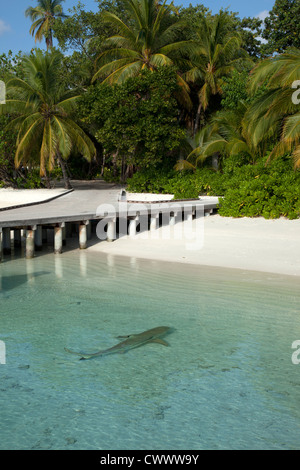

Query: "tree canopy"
<box><xmin>25</xmin><ymin>0</ymin><xmax>68</xmax><ymax>50</ymax></box>
<box><xmin>262</xmin><ymin>0</ymin><xmax>300</xmax><ymax>55</ymax></box>
<box><xmin>0</xmin><ymin>0</ymin><xmax>299</xmax><ymax>220</ymax></box>
<box><xmin>1</xmin><ymin>50</ymin><xmax>96</xmax><ymax>188</ymax></box>
<box><xmin>78</xmin><ymin>67</ymin><xmax>185</xmax><ymax>180</ymax></box>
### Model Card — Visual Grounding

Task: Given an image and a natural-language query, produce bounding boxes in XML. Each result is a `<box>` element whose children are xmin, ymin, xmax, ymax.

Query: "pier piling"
<box><xmin>107</xmin><ymin>218</ymin><xmax>116</xmax><ymax>243</ymax></box>
<box><xmin>54</xmin><ymin>223</ymin><xmax>64</xmax><ymax>254</ymax></box>
<box><xmin>150</xmin><ymin>214</ymin><xmax>159</xmax><ymax>231</ymax></box>
<box><xmin>26</xmin><ymin>226</ymin><xmax>36</xmax><ymax>259</ymax></box>
<box><xmin>79</xmin><ymin>221</ymin><xmax>89</xmax><ymax>249</ymax></box>
<box><xmin>129</xmin><ymin>216</ymin><xmax>139</xmax><ymax>237</ymax></box>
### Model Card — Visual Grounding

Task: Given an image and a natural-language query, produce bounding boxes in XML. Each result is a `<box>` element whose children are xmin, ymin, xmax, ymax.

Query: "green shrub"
<box><xmin>218</xmin><ymin>156</ymin><xmax>300</xmax><ymax>219</ymax></box>
<box><xmin>127</xmin><ymin>155</ymin><xmax>300</xmax><ymax>219</ymax></box>
<box><xmin>126</xmin><ymin>168</ymin><xmax>172</xmax><ymax>194</ymax></box>
<box><xmin>127</xmin><ymin>167</ymin><xmax>224</xmax><ymax>199</ymax></box>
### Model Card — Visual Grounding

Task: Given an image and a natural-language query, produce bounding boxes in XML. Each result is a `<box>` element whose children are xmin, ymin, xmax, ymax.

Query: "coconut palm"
<box><xmin>185</xmin><ymin>11</ymin><xmax>251</xmax><ymax>134</ymax></box>
<box><xmin>25</xmin><ymin>0</ymin><xmax>67</xmax><ymax>50</ymax></box>
<box><xmin>246</xmin><ymin>48</ymin><xmax>300</xmax><ymax>167</ymax></box>
<box><xmin>174</xmin><ymin>124</ymin><xmax>217</xmax><ymax>171</ymax></box>
<box><xmin>1</xmin><ymin>50</ymin><xmax>96</xmax><ymax>189</ymax></box>
<box><xmin>175</xmin><ymin>101</ymin><xmax>265</xmax><ymax>171</ymax></box>
<box><xmin>92</xmin><ymin>0</ymin><xmax>193</xmax><ymax>108</ymax></box>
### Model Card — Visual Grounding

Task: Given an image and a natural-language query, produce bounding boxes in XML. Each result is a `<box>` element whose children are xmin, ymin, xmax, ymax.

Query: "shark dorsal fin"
<box><xmin>116</xmin><ymin>334</ymin><xmax>136</xmax><ymax>339</ymax></box>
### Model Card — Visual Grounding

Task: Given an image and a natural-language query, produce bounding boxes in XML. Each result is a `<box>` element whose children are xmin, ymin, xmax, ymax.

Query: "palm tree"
<box><xmin>92</xmin><ymin>0</ymin><xmax>193</xmax><ymax>108</ymax></box>
<box><xmin>246</xmin><ymin>48</ymin><xmax>300</xmax><ymax>167</ymax></box>
<box><xmin>1</xmin><ymin>50</ymin><xmax>96</xmax><ymax>189</ymax></box>
<box><xmin>175</xmin><ymin>101</ymin><xmax>264</xmax><ymax>171</ymax></box>
<box><xmin>25</xmin><ymin>0</ymin><xmax>67</xmax><ymax>50</ymax></box>
<box><xmin>174</xmin><ymin>124</ymin><xmax>217</xmax><ymax>171</ymax></box>
<box><xmin>185</xmin><ymin>11</ymin><xmax>251</xmax><ymax>135</ymax></box>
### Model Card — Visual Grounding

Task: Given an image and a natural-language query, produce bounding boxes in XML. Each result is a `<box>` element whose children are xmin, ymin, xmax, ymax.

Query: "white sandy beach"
<box><xmin>0</xmin><ymin>187</ymin><xmax>69</xmax><ymax>209</ymax></box>
<box><xmin>0</xmin><ymin>184</ymin><xmax>299</xmax><ymax>277</ymax></box>
<box><xmin>88</xmin><ymin>215</ymin><xmax>300</xmax><ymax>277</ymax></box>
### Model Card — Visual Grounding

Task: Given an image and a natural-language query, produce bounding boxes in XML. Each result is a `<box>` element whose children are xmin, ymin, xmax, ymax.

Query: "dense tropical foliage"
<box><xmin>78</xmin><ymin>67</ymin><xmax>185</xmax><ymax>182</ymax></box>
<box><xmin>1</xmin><ymin>50</ymin><xmax>96</xmax><ymax>189</ymax></box>
<box><xmin>0</xmin><ymin>0</ymin><xmax>299</xmax><ymax>218</ymax></box>
<box><xmin>261</xmin><ymin>0</ymin><xmax>300</xmax><ymax>54</ymax></box>
<box><xmin>183</xmin><ymin>11</ymin><xmax>251</xmax><ymax>134</ymax></box>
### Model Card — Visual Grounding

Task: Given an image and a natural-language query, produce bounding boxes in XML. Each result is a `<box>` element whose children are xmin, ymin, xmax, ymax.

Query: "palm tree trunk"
<box><xmin>212</xmin><ymin>153</ymin><xmax>219</xmax><ymax>171</ymax></box>
<box><xmin>48</xmin><ymin>29</ymin><xmax>53</xmax><ymax>50</ymax></box>
<box><xmin>112</xmin><ymin>150</ymin><xmax>118</xmax><ymax>178</ymax></box>
<box><xmin>121</xmin><ymin>155</ymin><xmax>126</xmax><ymax>184</ymax></box>
<box><xmin>44</xmin><ymin>170</ymin><xmax>52</xmax><ymax>189</ymax></box>
<box><xmin>194</xmin><ymin>102</ymin><xmax>202</xmax><ymax>136</ymax></box>
<box><xmin>57</xmin><ymin>153</ymin><xmax>72</xmax><ymax>189</ymax></box>
<box><xmin>125</xmin><ymin>164</ymin><xmax>134</xmax><ymax>180</ymax></box>
<box><xmin>101</xmin><ymin>152</ymin><xmax>106</xmax><ymax>177</ymax></box>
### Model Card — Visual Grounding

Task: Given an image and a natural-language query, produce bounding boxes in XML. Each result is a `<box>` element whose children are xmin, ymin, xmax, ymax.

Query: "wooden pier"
<box><xmin>0</xmin><ymin>181</ymin><xmax>218</xmax><ymax>261</ymax></box>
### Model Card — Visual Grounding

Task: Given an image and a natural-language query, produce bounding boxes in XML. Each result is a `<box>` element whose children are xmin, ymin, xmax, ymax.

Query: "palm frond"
<box><xmin>4</xmin><ymin>49</ymin><xmax>95</xmax><ymax>178</ymax></box>
<box><xmin>14</xmin><ymin>117</ymin><xmax>44</xmax><ymax>168</ymax></box>
<box><xmin>149</xmin><ymin>53</ymin><xmax>173</xmax><ymax>67</ymax></box>
<box><xmin>52</xmin><ymin>116</ymin><xmax>72</xmax><ymax>159</ymax></box>
<box><xmin>292</xmin><ymin>146</ymin><xmax>300</xmax><ymax>168</ymax></box>
<box><xmin>174</xmin><ymin>159</ymin><xmax>196</xmax><ymax>171</ymax></box>
<box><xmin>102</xmin><ymin>11</ymin><xmax>137</xmax><ymax>42</ymax></box>
<box><xmin>92</xmin><ymin>58</ymin><xmax>140</xmax><ymax>83</ymax></box>
<box><xmin>92</xmin><ymin>0</ymin><xmax>193</xmax><ymax>109</ymax></box>
<box><xmin>62</xmin><ymin>117</ymin><xmax>96</xmax><ymax>162</ymax></box>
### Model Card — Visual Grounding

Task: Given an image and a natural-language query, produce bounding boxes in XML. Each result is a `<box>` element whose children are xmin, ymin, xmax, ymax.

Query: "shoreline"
<box><xmin>86</xmin><ymin>215</ymin><xmax>300</xmax><ymax>278</ymax></box>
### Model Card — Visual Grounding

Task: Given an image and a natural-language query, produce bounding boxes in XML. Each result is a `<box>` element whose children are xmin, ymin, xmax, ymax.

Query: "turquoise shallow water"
<box><xmin>0</xmin><ymin>249</ymin><xmax>300</xmax><ymax>450</ymax></box>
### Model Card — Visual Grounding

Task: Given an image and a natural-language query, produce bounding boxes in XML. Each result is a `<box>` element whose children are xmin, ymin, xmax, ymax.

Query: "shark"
<box><xmin>64</xmin><ymin>326</ymin><xmax>172</xmax><ymax>360</ymax></box>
